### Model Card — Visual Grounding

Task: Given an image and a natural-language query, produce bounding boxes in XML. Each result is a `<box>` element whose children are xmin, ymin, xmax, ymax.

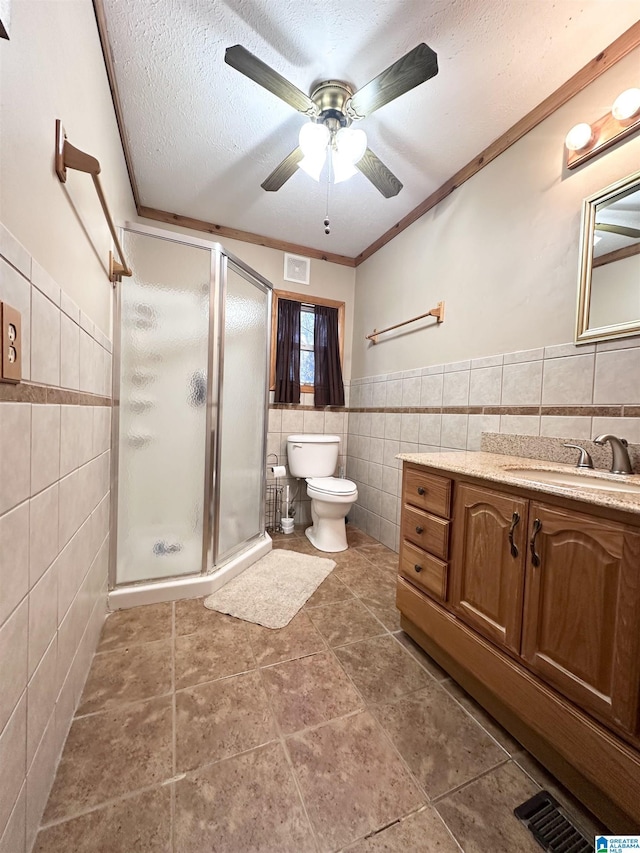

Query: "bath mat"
<box><xmin>203</xmin><ymin>549</ymin><xmax>336</xmax><ymax>629</ymax></box>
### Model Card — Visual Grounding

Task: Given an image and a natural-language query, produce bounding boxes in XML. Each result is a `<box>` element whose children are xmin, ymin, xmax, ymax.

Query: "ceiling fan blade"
<box><xmin>261</xmin><ymin>147</ymin><xmax>304</xmax><ymax>192</ymax></box>
<box><xmin>356</xmin><ymin>148</ymin><xmax>403</xmax><ymax>198</ymax></box>
<box><xmin>595</xmin><ymin>222</ymin><xmax>640</xmax><ymax>239</ymax></box>
<box><xmin>347</xmin><ymin>43</ymin><xmax>438</xmax><ymax>119</ymax></box>
<box><xmin>225</xmin><ymin>45</ymin><xmax>318</xmax><ymax>116</ymax></box>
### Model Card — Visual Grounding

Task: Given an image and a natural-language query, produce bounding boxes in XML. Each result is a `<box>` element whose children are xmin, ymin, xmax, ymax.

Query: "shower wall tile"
<box><xmin>0</xmin><ymin>223</ymin><xmax>111</xmax><ymax>848</ymax></box>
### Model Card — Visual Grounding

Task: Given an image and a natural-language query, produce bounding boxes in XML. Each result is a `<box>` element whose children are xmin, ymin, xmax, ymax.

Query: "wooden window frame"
<box><xmin>270</xmin><ymin>289</ymin><xmax>345</xmax><ymax>395</ymax></box>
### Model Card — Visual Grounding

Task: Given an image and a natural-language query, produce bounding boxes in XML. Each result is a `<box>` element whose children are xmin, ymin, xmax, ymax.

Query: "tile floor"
<box><xmin>35</xmin><ymin>526</ymin><xmax>604</xmax><ymax>852</ymax></box>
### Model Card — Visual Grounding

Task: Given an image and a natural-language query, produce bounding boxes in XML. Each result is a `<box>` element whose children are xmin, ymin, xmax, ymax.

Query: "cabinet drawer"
<box><xmin>400</xmin><ymin>540</ymin><xmax>448</xmax><ymax>602</ymax></box>
<box><xmin>402</xmin><ymin>505</ymin><xmax>449</xmax><ymax>560</ymax></box>
<box><xmin>403</xmin><ymin>467</ymin><xmax>451</xmax><ymax>518</ymax></box>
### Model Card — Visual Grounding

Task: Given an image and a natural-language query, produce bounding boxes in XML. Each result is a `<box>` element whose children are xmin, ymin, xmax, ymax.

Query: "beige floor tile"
<box><xmin>307</xmin><ymin>599</ymin><xmax>386</xmax><ymax>648</ymax></box>
<box><xmin>354</xmin><ymin>543</ymin><xmax>399</xmax><ymax>574</ymax></box>
<box><xmin>175</xmin><ymin>597</ymin><xmax>245</xmax><ymax>636</ymax></box>
<box><xmin>346</xmin><ymin>527</ymin><xmax>378</xmax><ymax>547</ymax></box>
<box><xmin>304</xmin><ymin>573</ymin><xmax>355</xmax><ymax>608</ymax></box>
<box><xmin>436</xmin><ymin>761</ymin><xmax>542</xmax><ymax>852</ymax></box>
<box><xmin>361</xmin><ymin>596</ymin><xmax>402</xmax><ymax>632</ymax></box>
<box><xmin>44</xmin><ymin>697</ymin><xmax>172</xmax><ymax>823</ymax></box>
<box><xmin>442</xmin><ymin>678</ymin><xmax>522</xmax><ymax>755</ymax></box>
<box><xmin>97</xmin><ymin>603</ymin><xmax>172</xmax><ymax>652</ymax></box>
<box><xmin>336</xmin><ymin>564</ymin><xmax>396</xmax><ymax>600</ymax></box>
<box><xmin>175</xmin><ymin>626</ymin><xmax>254</xmax><ymax>690</ymax></box>
<box><xmin>35</xmin><ymin>787</ymin><xmax>171</xmax><ymax>852</ymax></box>
<box><xmin>372</xmin><ymin>682</ymin><xmax>508</xmax><ymax>799</ymax></box>
<box><xmin>392</xmin><ymin>631</ymin><xmax>449</xmax><ymax>681</ymax></box>
<box><xmin>331</xmin><ymin>550</ymin><xmax>377</xmax><ymax>572</ymax></box>
<box><xmin>175</xmin><ymin>670</ymin><xmax>277</xmax><ymax>772</ymax></box>
<box><xmin>261</xmin><ymin>651</ymin><xmax>363</xmax><ymax>734</ymax></box>
<box><xmin>343</xmin><ymin>805</ymin><xmax>460</xmax><ymax>852</ymax></box>
<box><xmin>175</xmin><ymin>743</ymin><xmax>316</xmax><ymax>853</ymax></box>
<box><xmin>76</xmin><ymin>640</ymin><xmax>172</xmax><ymax>715</ymax></box>
<box><xmin>335</xmin><ymin>635</ymin><xmax>431</xmax><ymax>705</ymax></box>
<box><xmin>248</xmin><ymin>610</ymin><xmax>326</xmax><ymax>667</ymax></box>
<box><xmin>287</xmin><ymin>710</ymin><xmax>423</xmax><ymax>853</ymax></box>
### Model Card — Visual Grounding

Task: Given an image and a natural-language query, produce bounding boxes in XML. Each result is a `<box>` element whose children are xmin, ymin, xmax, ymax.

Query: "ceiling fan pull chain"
<box><xmin>324</xmin><ymin>155</ymin><xmax>331</xmax><ymax>235</ymax></box>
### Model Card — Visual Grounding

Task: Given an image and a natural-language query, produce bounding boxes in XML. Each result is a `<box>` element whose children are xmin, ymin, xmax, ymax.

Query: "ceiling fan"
<box><xmin>224</xmin><ymin>43</ymin><xmax>438</xmax><ymax>198</ymax></box>
<box><xmin>594</xmin><ymin>222</ymin><xmax>640</xmax><ymax>239</ymax></box>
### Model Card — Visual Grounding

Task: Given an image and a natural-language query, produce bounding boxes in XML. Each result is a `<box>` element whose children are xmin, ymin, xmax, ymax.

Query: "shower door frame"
<box><xmin>109</xmin><ymin>222</ymin><xmax>273</xmax><ymax>591</ymax></box>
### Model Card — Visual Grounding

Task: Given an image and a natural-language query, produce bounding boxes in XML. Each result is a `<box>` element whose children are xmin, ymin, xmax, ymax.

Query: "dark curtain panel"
<box><xmin>274</xmin><ymin>298</ymin><xmax>301</xmax><ymax>404</ymax></box>
<box><xmin>314</xmin><ymin>305</ymin><xmax>345</xmax><ymax>407</ymax></box>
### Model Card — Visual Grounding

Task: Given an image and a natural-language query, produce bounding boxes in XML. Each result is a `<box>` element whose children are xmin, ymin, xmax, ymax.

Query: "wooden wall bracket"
<box><xmin>55</xmin><ymin>119</ymin><xmax>132</xmax><ymax>283</ymax></box>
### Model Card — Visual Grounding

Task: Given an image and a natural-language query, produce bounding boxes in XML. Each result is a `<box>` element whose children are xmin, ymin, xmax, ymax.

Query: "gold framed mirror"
<box><xmin>575</xmin><ymin>169</ymin><xmax>640</xmax><ymax>344</ymax></box>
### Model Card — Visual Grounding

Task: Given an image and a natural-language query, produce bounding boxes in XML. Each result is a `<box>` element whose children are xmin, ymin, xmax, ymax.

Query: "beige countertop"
<box><xmin>397</xmin><ymin>450</ymin><xmax>640</xmax><ymax>516</ymax></box>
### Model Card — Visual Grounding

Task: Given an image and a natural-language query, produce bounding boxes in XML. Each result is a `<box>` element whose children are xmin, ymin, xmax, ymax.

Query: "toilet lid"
<box><xmin>306</xmin><ymin>477</ymin><xmax>358</xmax><ymax>496</ymax></box>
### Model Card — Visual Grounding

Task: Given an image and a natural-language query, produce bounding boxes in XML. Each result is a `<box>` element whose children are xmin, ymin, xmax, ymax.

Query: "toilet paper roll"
<box><xmin>269</xmin><ymin>465</ymin><xmax>287</xmax><ymax>478</ymax></box>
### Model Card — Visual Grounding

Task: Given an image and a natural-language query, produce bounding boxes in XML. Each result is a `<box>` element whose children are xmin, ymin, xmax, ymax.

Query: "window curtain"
<box><xmin>314</xmin><ymin>305</ymin><xmax>345</xmax><ymax>407</ymax></box>
<box><xmin>274</xmin><ymin>298</ymin><xmax>301</xmax><ymax>404</ymax></box>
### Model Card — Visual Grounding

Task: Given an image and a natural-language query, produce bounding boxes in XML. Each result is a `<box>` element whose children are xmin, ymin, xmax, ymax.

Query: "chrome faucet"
<box><xmin>563</xmin><ymin>443</ymin><xmax>594</xmax><ymax>469</ymax></box>
<box><xmin>593</xmin><ymin>434</ymin><xmax>633</xmax><ymax>475</ymax></box>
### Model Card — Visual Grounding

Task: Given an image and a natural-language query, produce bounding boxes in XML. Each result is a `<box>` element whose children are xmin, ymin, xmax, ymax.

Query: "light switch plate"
<box><xmin>1</xmin><ymin>302</ymin><xmax>22</xmax><ymax>383</ymax></box>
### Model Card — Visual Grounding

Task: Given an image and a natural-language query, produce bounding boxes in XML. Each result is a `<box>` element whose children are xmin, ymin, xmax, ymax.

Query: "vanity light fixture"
<box><xmin>565</xmin><ymin>85</ymin><xmax>640</xmax><ymax>169</ymax></box>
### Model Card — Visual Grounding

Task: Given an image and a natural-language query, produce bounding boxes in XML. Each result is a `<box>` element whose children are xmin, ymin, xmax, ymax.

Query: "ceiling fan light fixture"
<box><xmin>299</xmin><ymin>122</ymin><xmax>330</xmax><ymax>157</ymax></box>
<box><xmin>611</xmin><ymin>87</ymin><xmax>640</xmax><ymax>121</ymax></box>
<box><xmin>331</xmin><ymin>148</ymin><xmax>358</xmax><ymax>183</ymax></box>
<box><xmin>564</xmin><ymin>122</ymin><xmax>594</xmax><ymax>152</ymax></box>
<box><xmin>335</xmin><ymin>127</ymin><xmax>367</xmax><ymax>164</ymax></box>
<box><xmin>299</xmin><ymin>151</ymin><xmax>327</xmax><ymax>181</ymax></box>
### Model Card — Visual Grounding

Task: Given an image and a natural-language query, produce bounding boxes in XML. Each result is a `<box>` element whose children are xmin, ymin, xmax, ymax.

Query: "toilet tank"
<box><xmin>287</xmin><ymin>434</ymin><xmax>340</xmax><ymax>477</ymax></box>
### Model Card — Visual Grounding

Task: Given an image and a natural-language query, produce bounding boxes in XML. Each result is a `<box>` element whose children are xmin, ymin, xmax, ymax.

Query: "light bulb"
<box><xmin>335</xmin><ymin>127</ymin><xmax>367</xmax><ymax>164</ymax></box>
<box><xmin>299</xmin><ymin>122</ymin><xmax>329</xmax><ymax>157</ymax></box>
<box><xmin>565</xmin><ymin>123</ymin><xmax>594</xmax><ymax>152</ymax></box>
<box><xmin>331</xmin><ymin>149</ymin><xmax>358</xmax><ymax>184</ymax></box>
<box><xmin>298</xmin><ymin>151</ymin><xmax>327</xmax><ymax>182</ymax></box>
<box><xmin>611</xmin><ymin>88</ymin><xmax>640</xmax><ymax>121</ymax></box>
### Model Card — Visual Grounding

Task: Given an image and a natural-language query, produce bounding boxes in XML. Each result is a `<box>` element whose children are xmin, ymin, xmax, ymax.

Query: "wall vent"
<box><xmin>284</xmin><ymin>253</ymin><xmax>310</xmax><ymax>285</ymax></box>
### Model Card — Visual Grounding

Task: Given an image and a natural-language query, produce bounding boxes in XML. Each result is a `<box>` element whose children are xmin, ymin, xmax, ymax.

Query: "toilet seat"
<box><xmin>305</xmin><ymin>477</ymin><xmax>357</xmax><ymax>497</ymax></box>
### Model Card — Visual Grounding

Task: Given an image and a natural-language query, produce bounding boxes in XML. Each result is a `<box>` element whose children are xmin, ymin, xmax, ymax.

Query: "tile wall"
<box><xmin>0</xmin><ymin>224</ymin><xmax>112</xmax><ymax>852</ymax></box>
<box><xmin>345</xmin><ymin>340</ymin><xmax>640</xmax><ymax>551</ymax></box>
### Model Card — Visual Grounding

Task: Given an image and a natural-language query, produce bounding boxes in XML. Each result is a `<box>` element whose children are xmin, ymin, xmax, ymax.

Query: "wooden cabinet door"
<box><xmin>521</xmin><ymin>502</ymin><xmax>640</xmax><ymax>733</ymax></box>
<box><xmin>450</xmin><ymin>483</ymin><xmax>528</xmax><ymax>654</ymax></box>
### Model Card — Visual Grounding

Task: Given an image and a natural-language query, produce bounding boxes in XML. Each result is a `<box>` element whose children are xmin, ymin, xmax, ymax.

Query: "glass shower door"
<box><xmin>115</xmin><ymin>230</ymin><xmax>211</xmax><ymax>584</ymax></box>
<box><xmin>215</xmin><ymin>261</ymin><xmax>270</xmax><ymax>562</ymax></box>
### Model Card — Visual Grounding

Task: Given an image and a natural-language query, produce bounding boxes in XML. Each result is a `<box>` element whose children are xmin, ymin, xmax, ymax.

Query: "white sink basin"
<box><xmin>507</xmin><ymin>468</ymin><xmax>640</xmax><ymax>495</ymax></box>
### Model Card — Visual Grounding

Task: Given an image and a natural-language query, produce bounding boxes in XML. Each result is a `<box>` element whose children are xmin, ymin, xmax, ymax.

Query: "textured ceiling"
<box><xmin>99</xmin><ymin>0</ymin><xmax>640</xmax><ymax>258</ymax></box>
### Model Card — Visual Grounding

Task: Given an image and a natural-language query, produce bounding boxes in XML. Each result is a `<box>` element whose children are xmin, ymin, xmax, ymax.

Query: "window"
<box><xmin>270</xmin><ymin>289</ymin><xmax>345</xmax><ymax>395</ymax></box>
<box><xmin>299</xmin><ymin>305</ymin><xmax>315</xmax><ymax>387</ymax></box>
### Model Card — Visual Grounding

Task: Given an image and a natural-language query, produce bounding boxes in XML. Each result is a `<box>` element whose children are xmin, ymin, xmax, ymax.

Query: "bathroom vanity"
<box><xmin>396</xmin><ymin>452</ymin><xmax>640</xmax><ymax>831</ymax></box>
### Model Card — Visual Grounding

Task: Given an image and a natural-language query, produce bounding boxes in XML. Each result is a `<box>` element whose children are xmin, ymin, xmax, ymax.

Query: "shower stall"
<box><xmin>109</xmin><ymin>223</ymin><xmax>272</xmax><ymax>608</ymax></box>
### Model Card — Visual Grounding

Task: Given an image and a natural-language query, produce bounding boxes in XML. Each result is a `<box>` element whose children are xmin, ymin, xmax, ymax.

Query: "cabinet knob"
<box><xmin>415</xmin><ymin>525</ymin><xmax>424</xmax><ymax>534</ymax></box>
<box><xmin>414</xmin><ymin>564</ymin><xmax>422</xmax><ymax>573</ymax></box>
<box><xmin>417</xmin><ymin>486</ymin><xmax>426</xmax><ymax>496</ymax></box>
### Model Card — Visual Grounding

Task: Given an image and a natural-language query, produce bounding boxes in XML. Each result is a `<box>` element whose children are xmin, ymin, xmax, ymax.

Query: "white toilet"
<box><xmin>286</xmin><ymin>434</ymin><xmax>358</xmax><ymax>553</ymax></box>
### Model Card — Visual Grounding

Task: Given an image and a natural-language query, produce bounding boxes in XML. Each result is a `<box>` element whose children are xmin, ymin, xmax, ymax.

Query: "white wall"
<box><xmin>0</xmin><ymin>0</ymin><xmax>136</xmax><ymax>336</ymax></box>
<box><xmin>352</xmin><ymin>47</ymin><xmax>640</xmax><ymax>378</ymax></box>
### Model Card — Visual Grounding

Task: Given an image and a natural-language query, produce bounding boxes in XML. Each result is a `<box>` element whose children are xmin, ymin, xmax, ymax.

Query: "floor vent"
<box><xmin>514</xmin><ymin>790</ymin><xmax>594</xmax><ymax>853</ymax></box>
